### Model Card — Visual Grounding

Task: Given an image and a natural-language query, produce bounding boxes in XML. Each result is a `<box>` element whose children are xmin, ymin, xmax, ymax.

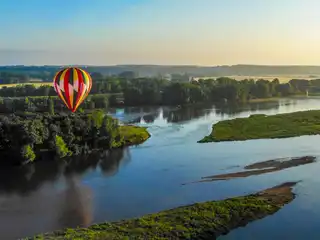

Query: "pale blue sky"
<box><xmin>1</xmin><ymin>0</ymin><xmax>320</xmax><ymax>65</ymax></box>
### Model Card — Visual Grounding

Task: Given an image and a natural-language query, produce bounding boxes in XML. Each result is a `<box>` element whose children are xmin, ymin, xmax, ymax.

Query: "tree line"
<box><xmin>0</xmin><ymin>110</ymin><xmax>126</xmax><ymax>165</ymax></box>
<box><xmin>122</xmin><ymin>77</ymin><xmax>315</xmax><ymax>106</ymax></box>
<box><xmin>0</xmin><ymin>94</ymin><xmax>114</xmax><ymax>114</ymax></box>
<box><xmin>0</xmin><ymin>77</ymin><xmax>318</xmax><ymax>113</ymax></box>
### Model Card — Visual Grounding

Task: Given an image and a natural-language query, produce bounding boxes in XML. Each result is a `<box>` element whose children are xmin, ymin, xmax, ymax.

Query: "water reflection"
<box><xmin>0</xmin><ymin>161</ymin><xmax>63</xmax><ymax>195</ymax></box>
<box><xmin>57</xmin><ymin>175</ymin><xmax>92</xmax><ymax>229</ymax></box>
<box><xmin>100</xmin><ymin>148</ymin><xmax>131</xmax><ymax>176</ymax></box>
<box><xmin>0</xmin><ymin>148</ymin><xmax>130</xmax><ymax>196</ymax></box>
<box><xmin>123</xmin><ymin>101</ymin><xmax>292</xmax><ymax>125</ymax></box>
<box><xmin>0</xmin><ymin>148</ymin><xmax>130</xmax><ymax>239</ymax></box>
<box><xmin>214</xmin><ymin>101</ymin><xmax>284</xmax><ymax>116</ymax></box>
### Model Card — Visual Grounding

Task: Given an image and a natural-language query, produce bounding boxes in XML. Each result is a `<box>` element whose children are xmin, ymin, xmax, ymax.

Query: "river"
<box><xmin>2</xmin><ymin>97</ymin><xmax>320</xmax><ymax>239</ymax></box>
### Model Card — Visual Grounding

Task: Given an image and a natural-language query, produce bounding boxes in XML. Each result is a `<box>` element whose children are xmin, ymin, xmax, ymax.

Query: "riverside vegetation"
<box><xmin>0</xmin><ymin>72</ymin><xmax>314</xmax><ymax>239</ymax></box>
<box><xmin>28</xmin><ymin>182</ymin><xmax>297</xmax><ymax>240</ymax></box>
<box><xmin>0</xmin><ymin>110</ymin><xmax>150</xmax><ymax>166</ymax></box>
<box><xmin>199</xmin><ymin>110</ymin><xmax>320</xmax><ymax>143</ymax></box>
<box><xmin>0</xmin><ymin>77</ymin><xmax>318</xmax><ymax>114</ymax></box>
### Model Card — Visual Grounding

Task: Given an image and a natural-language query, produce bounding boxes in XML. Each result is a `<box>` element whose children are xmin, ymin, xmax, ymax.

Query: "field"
<box><xmin>0</xmin><ymin>82</ymin><xmax>52</xmax><ymax>89</ymax></box>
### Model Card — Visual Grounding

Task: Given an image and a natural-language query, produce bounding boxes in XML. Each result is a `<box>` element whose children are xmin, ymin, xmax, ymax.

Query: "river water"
<box><xmin>3</xmin><ymin>98</ymin><xmax>320</xmax><ymax>240</ymax></box>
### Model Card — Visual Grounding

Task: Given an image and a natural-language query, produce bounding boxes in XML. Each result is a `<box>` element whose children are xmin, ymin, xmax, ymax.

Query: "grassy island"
<box><xmin>0</xmin><ymin>110</ymin><xmax>150</xmax><ymax>166</ymax></box>
<box><xmin>119</xmin><ymin>125</ymin><xmax>150</xmax><ymax>146</ymax></box>
<box><xmin>199</xmin><ymin>110</ymin><xmax>320</xmax><ymax>143</ymax></box>
<box><xmin>28</xmin><ymin>182</ymin><xmax>297</xmax><ymax>240</ymax></box>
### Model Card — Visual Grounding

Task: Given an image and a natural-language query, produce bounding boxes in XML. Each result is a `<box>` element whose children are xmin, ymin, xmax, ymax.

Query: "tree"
<box><xmin>48</xmin><ymin>97</ymin><xmax>55</xmax><ymax>115</ymax></box>
<box><xmin>289</xmin><ymin>79</ymin><xmax>310</xmax><ymax>92</ymax></box>
<box><xmin>163</xmin><ymin>83</ymin><xmax>190</xmax><ymax>105</ymax></box>
<box><xmin>24</xmin><ymin>97</ymin><xmax>30</xmax><ymax>111</ymax></box>
<box><xmin>91</xmin><ymin>95</ymin><xmax>108</xmax><ymax>109</ymax></box>
<box><xmin>91</xmin><ymin>72</ymin><xmax>104</xmax><ymax>81</ymax></box>
<box><xmin>55</xmin><ymin>135</ymin><xmax>72</xmax><ymax>158</ymax></box>
<box><xmin>276</xmin><ymin>83</ymin><xmax>294</xmax><ymax>96</ymax></box>
<box><xmin>118</xmin><ymin>71</ymin><xmax>137</xmax><ymax>79</ymax></box>
<box><xmin>21</xmin><ymin>145</ymin><xmax>36</xmax><ymax>162</ymax></box>
<box><xmin>189</xmin><ymin>85</ymin><xmax>204</xmax><ymax>103</ymax></box>
<box><xmin>89</xmin><ymin>101</ymin><xmax>95</xmax><ymax>110</ymax></box>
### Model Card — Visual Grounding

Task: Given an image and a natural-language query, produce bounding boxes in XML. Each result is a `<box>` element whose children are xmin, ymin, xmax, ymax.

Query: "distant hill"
<box><xmin>2</xmin><ymin>64</ymin><xmax>320</xmax><ymax>78</ymax></box>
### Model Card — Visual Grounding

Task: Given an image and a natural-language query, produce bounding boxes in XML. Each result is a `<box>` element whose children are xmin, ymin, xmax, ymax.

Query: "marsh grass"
<box><xmin>28</xmin><ymin>182</ymin><xmax>296</xmax><ymax>240</ymax></box>
<box><xmin>119</xmin><ymin>125</ymin><xmax>150</xmax><ymax>146</ymax></box>
<box><xmin>199</xmin><ymin>110</ymin><xmax>320</xmax><ymax>142</ymax></box>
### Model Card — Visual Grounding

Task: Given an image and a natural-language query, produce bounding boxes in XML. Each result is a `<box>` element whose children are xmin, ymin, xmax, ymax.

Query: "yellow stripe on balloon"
<box><xmin>73</xmin><ymin>84</ymin><xmax>87</xmax><ymax>111</ymax></box>
<box><xmin>59</xmin><ymin>68</ymin><xmax>69</xmax><ymax>92</ymax></box>
<box><xmin>57</xmin><ymin>68</ymin><xmax>69</xmax><ymax>106</ymax></box>
<box><xmin>79</xmin><ymin>69</ymin><xmax>90</xmax><ymax>86</ymax></box>
<box><xmin>69</xmin><ymin>84</ymin><xmax>74</xmax><ymax>109</ymax></box>
<box><xmin>73</xmin><ymin>68</ymin><xmax>88</xmax><ymax>111</ymax></box>
<box><xmin>73</xmin><ymin>68</ymin><xmax>79</xmax><ymax>92</ymax></box>
<box><xmin>79</xmin><ymin>69</ymin><xmax>92</xmax><ymax>100</ymax></box>
<box><xmin>57</xmin><ymin>87</ymin><xmax>69</xmax><ymax>108</ymax></box>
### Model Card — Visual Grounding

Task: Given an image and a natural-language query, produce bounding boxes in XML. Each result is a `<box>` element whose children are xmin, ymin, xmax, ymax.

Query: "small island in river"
<box><xmin>184</xmin><ymin>156</ymin><xmax>316</xmax><ymax>184</ymax></box>
<box><xmin>199</xmin><ymin>110</ymin><xmax>320</xmax><ymax>143</ymax></box>
<box><xmin>28</xmin><ymin>182</ymin><xmax>297</xmax><ymax>240</ymax></box>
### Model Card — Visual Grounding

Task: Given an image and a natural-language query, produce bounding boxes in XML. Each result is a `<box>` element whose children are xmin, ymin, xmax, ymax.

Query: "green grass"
<box><xmin>199</xmin><ymin>110</ymin><xmax>320</xmax><ymax>143</ymax></box>
<box><xmin>119</xmin><ymin>125</ymin><xmax>151</xmax><ymax>146</ymax></box>
<box><xmin>0</xmin><ymin>82</ymin><xmax>52</xmax><ymax>89</ymax></box>
<box><xmin>27</xmin><ymin>182</ymin><xmax>295</xmax><ymax>240</ymax></box>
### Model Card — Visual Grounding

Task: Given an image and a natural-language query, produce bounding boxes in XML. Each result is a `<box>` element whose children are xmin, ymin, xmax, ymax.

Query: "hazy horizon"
<box><xmin>2</xmin><ymin>0</ymin><xmax>320</xmax><ymax>65</ymax></box>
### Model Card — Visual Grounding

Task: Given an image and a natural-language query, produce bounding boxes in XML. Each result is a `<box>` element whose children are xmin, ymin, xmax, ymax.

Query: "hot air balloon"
<box><xmin>53</xmin><ymin>67</ymin><xmax>92</xmax><ymax>112</ymax></box>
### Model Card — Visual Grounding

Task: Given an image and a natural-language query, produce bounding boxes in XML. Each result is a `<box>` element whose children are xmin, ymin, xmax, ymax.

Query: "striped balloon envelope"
<box><xmin>53</xmin><ymin>67</ymin><xmax>92</xmax><ymax>112</ymax></box>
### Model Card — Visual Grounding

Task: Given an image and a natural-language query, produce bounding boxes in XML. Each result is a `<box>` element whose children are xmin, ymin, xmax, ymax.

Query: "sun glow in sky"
<box><xmin>1</xmin><ymin>0</ymin><xmax>320</xmax><ymax>65</ymax></box>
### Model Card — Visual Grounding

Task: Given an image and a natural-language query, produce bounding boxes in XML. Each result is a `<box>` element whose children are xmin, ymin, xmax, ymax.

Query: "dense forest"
<box><xmin>0</xmin><ymin>76</ymin><xmax>318</xmax><ymax>113</ymax></box>
<box><xmin>0</xmin><ymin>111</ymin><xmax>149</xmax><ymax>166</ymax></box>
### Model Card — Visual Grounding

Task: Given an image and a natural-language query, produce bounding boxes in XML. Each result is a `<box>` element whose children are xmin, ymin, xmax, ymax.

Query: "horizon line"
<box><xmin>3</xmin><ymin>64</ymin><xmax>320</xmax><ymax>67</ymax></box>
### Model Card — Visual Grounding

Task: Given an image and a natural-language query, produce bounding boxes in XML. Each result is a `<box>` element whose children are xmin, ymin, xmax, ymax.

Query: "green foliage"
<box><xmin>28</xmin><ymin>186</ymin><xmax>293</xmax><ymax>240</ymax></box>
<box><xmin>119</xmin><ymin>126</ymin><xmax>150</xmax><ymax>147</ymax></box>
<box><xmin>0</xmin><ymin>75</ymin><xmax>317</xmax><ymax>112</ymax></box>
<box><xmin>199</xmin><ymin>110</ymin><xmax>320</xmax><ymax>142</ymax></box>
<box><xmin>0</xmin><ymin>93</ymin><xmax>121</xmax><ymax>114</ymax></box>
<box><xmin>48</xmin><ymin>97</ymin><xmax>54</xmax><ymax>115</ymax></box>
<box><xmin>121</xmin><ymin>77</ymin><xmax>306</xmax><ymax>106</ymax></box>
<box><xmin>89</xmin><ymin>110</ymin><xmax>105</xmax><ymax>129</ymax></box>
<box><xmin>21</xmin><ymin>145</ymin><xmax>36</xmax><ymax>162</ymax></box>
<box><xmin>0</xmin><ymin>111</ymin><xmax>150</xmax><ymax>165</ymax></box>
<box><xmin>91</xmin><ymin>95</ymin><xmax>109</xmax><ymax>109</ymax></box>
<box><xmin>55</xmin><ymin>135</ymin><xmax>72</xmax><ymax>158</ymax></box>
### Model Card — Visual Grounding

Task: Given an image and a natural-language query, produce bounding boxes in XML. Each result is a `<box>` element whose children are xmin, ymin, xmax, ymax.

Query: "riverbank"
<box><xmin>248</xmin><ymin>97</ymin><xmax>281</xmax><ymax>103</ymax></box>
<box><xmin>0</xmin><ymin>111</ymin><xmax>150</xmax><ymax>166</ymax></box>
<box><xmin>28</xmin><ymin>182</ymin><xmax>297</xmax><ymax>240</ymax></box>
<box><xmin>199</xmin><ymin>110</ymin><xmax>320</xmax><ymax>143</ymax></box>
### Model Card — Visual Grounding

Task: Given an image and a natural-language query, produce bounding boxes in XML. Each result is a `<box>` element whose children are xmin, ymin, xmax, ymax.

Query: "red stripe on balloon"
<box><xmin>73</xmin><ymin>68</ymin><xmax>84</xmax><ymax>112</ymax></box>
<box><xmin>64</xmin><ymin>68</ymin><xmax>71</xmax><ymax>110</ymax></box>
